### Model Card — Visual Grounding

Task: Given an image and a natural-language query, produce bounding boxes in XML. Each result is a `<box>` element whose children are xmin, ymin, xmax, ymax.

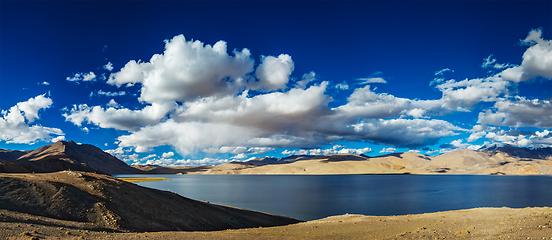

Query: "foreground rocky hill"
<box><xmin>0</xmin><ymin>171</ymin><xmax>300</xmax><ymax>232</ymax></box>
<box><xmin>0</xmin><ymin>141</ymin><xmax>140</xmax><ymax>175</ymax></box>
<box><xmin>144</xmin><ymin>146</ymin><xmax>552</xmax><ymax>175</ymax></box>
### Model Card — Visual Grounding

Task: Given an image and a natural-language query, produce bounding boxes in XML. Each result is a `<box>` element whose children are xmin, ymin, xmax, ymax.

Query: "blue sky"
<box><xmin>1</xmin><ymin>1</ymin><xmax>552</xmax><ymax>166</ymax></box>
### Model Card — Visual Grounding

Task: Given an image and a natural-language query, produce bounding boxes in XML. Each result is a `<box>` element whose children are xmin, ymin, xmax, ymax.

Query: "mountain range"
<box><xmin>2</xmin><ymin>141</ymin><xmax>552</xmax><ymax>175</ymax></box>
<box><xmin>169</xmin><ymin>145</ymin><xmax>552</xmax><ymax>175</ymax></box>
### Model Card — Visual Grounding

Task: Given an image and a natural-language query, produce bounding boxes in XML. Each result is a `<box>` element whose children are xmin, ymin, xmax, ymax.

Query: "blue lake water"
<box><xmin>114</xmin><ymin>174</ymin><xmax>552</xmax><ymax>221</ymax></box>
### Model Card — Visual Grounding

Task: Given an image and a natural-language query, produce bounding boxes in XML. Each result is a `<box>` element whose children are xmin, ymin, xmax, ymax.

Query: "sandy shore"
<box><xmin>2</xmin><ymin>207</ymin><xmax>552</xmax><ymax>239</ymax></box>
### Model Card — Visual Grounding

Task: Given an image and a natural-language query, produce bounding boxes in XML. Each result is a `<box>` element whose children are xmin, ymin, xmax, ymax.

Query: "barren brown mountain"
<box><xmin>0</xmin><ymin>141</ymin><xmax>140</xmax><ymax>175</ymax></box>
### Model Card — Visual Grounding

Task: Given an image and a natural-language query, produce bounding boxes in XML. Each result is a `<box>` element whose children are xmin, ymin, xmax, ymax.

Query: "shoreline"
<box><xmin>116</xmin><ymin>172</ymin><xmax>552</xmax><ymax>176</ymax></box>
<box><xmin>116</xmin><ymin>177</ymin><xmax>171</xmax><ymax>182</ymax></box>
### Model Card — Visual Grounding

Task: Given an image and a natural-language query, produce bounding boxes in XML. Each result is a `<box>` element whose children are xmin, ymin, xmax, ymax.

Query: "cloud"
<box><xmin>203</xmin><ymin>146</ymin><xmax>274</xmax><ymax>157</ymax></box>
<box><xmin>462</xmin><ymin>128</ymin><xmax>552</xmax><ymax>149</ymax></box>
<box><xmin>115</xmin><ymin>83</ymin><xmax>333</xmax><ymax>154</ymax></box>
<box><xmin>0</xmin><ymin>95</ymin><xmax>64</xmax><ymax>144</ymax></box>
<box><xmin>335</xmin><ymin>82</ymin><xmax>349</xmax><ymax>90</ymax></box>
<box><xmin>65</xmin><ymin>34</ymin><xmax>469</xmax><ymax>158</ymax></box>
<box><xmin>295</xmin><ymin>71</ymin><xmax>316</xmax><ymax>89</ymax></box>
<box><xmin>161</xmin><ymin>151</ymin><xmax>174</xmax><ymax>158</ymax></box>
<box><xmin>282</xmin><ymin>146</ymin><xmax>372</xmax><ymax>156</ymax></box>
<box><xmin>107</xmin><ymin>35</ymin><xmax>255</xmax><ymax>103</ymax></box>
<box><xmin>174</xmin><ymin>82</ymin><xmax>331</xmax><ymax>130</ymax></box>
<box><xmin>468</xmin><ymin>131</ymin><xmax>486</xmax><ymax>142</ymax></box>
<box><xmin>500</xmin><ymin>29</ymin><xmax>552</xmax><ymax>82</ymax></box>
<box><xmin>426</xmin><ymin>148</ymin><xmax>452</xmax><ymax>155</ymax></box>
<box><xmin>251</xmin><ymin>54</ymin><xmax>294</xmax><ymax>91</ymax></box>
<box><xmin>16</xmin><ymin>94</ymin><xmax>53</xmax><ymax>123</ymax></box>
<box><xmin>482</xmin><ymin>55</ymin><xmax>510</xmax><ymax>69</ymax></box>
<box><xmin>450</xmin><ymin>139</ymin><xmax>469</xmax><ymax>148</ymax></box>
<box><xmin>91</xmin><ymin>90</ymin><xmax>126</xmax><ymax>97</ymax></box>
<box><xmin>379</xmin><ymin>147</ymin><xmax>396</xmax><ymax>153</ymax></box>
<box><xmin>103</xmin><ymin>73</ymin><xmax>461</xmax><ymax>155</ymax></box>
<box><xmin>438</xmin><ymin>139</ymin><xmax>474</xmax><ymax>151</ymax></box>
<box><xmin>485</xmin><ymin>131</ymin><xmax>532</xmax><ymax>148</ymax></box>
<box><xmin>435</xmin><ymin>68</ymin><xmax>453</xmax><ymax>76</ymax></box>
<box><xmin>63</xmin><ymin>102</ymin><xmax>176</xmax><ymax>132</ymax></box>
<box><xmin>66</xmin><ymin>72</ymin><xmax>96</xmax><ymax>82</ymax></box>
<box><xmin>39</xmin><ymin>81</ymin><xmax>50</xmax><ymax>85</ymax></box>
<box><xmin>336</xmin><ymin>147</ymin><xmax>372</xmax><ymax>155</ymax></box>
<box><xmin>436</xmin><ymin>75</ymin><xmax>510</xmax><ymax>110</ymax></box>
<box><xmin>116</xmin><ymin>120</ymin><xmax>260</xmax><ymax>153</ymax></box>
<box><xmin>356</xmin><ymin>71</ymin><xmax>387</xmax><ymax>84</ymax></box>
<box><xmin>347</xmin><ymin>118</ymin><xmax>463</xmax><ymax>148</ymax></box>
<box><xmin>333</xmin><ymin>85</ymin><xmax>449</xmax><ymax>119</ymax></box>
<box><xmin>173</xmin><ymin>158</ymin><xmax>230</xmax><ymax>166</ymax></box>
<box><xmin>334</xmin><ymin>85</ymin><xmax>410</xmax><ymax>118</ymax></box>
<box><xmin>431</xmin><ymin>68</ymin><xmax>454</xmax><ymax>85</ymax></box>
<box><xmin>51</xmin><ymin>136</ymin><xmax>66</xmax><ymax>142</ymax></box>
<box><xmin>477</xmin><ymin>96</ymin><xmax>552</xmax><ymax>128</ymax></box>
<box><xmin>103</xmin><ymin>62</ymin><xmax>114</xmax><ymax>71</ymax></box>
<box><xmin>356</xmin><ymin>77</ymin><xmax>387</xmax><ymax>84</ymax></box>
<box><xmin>482</xmin><ymin>55</ymin><xmax>496</xmax><ymax>69</ymax></box>
<box><xmin>106</xmin><ymin>99</ymin><xmax>121</xmax><ymax>108</ymax></box>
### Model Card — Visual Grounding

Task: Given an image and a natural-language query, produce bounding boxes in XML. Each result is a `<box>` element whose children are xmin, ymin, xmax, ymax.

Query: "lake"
<box><xmin>114</xmin><ymin>174</ymin><xmax>552</xmax><ymax>221</ymax></box>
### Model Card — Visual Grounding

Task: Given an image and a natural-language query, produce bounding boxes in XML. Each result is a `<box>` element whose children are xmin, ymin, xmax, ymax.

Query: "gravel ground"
<box><xmin>2</xmin><ymin>207</ymin><xmax>552</xmax><ymax>239</ymax></box>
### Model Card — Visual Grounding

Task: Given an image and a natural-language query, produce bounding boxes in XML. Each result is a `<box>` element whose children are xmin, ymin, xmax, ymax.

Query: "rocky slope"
<box><xmin>0</xmin><ymin>171</ymin><xmax>301</xmax><ymax>232</ymax></box>
<box><xmin>0</xmin><ymin>141</ymin><xmax>140</xmax><ymax>175</ymax></box>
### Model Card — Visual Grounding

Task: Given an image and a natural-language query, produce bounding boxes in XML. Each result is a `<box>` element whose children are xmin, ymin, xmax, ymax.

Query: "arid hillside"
<box><xmin>0</xmin><ymin>171</ymin><xmax>300</xmax><ymax>232</ymax></box>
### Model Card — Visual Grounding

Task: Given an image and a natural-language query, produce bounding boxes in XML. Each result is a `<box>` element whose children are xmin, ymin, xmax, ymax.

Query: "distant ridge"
<box><xmin>137</xmin><ymin>147</ymin><xmax>552</xmax><ymax>175</ymax></box>
<box><xmin>0</xmin><ymin>141</ymin><xmax>140</xmax><ymax>175</ymax></box>
<box><xmin>0</xmin><ymin>149</ymin><xmax>30</xmax><ymax>161</ymax></box>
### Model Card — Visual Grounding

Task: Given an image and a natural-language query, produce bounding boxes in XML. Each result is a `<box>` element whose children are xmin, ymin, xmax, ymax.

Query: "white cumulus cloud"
<box><xmin>107</xmin><ymin>35</ymin><xmax>255</xmax><ymax>103</ymax></box>
<box><xmin>63</xmin><ymin>102</ymin><xmax>176</xmax><ymax>132</ymax></box>
<box><xmin>500</xmin><ymin>29</ymin><xmax>552</xmax><ymax>82</ymax></box>
<box><xmin>252</xmin><ymin>54</ymin><xmax>294</xmax><ymax>91</ymax></box>
<box><xmin>477</xmin><ymin>97</ymin><xmax>552</xmax><ymax>128</ymax></box>
<box><xmin>64</xmin><ymin>34</ymin><xmax>470</xmax><ymax>159</ymax></box>
<box><xmin>0</xmin><ymin>95</ymin><xmax>64</xmax><ymax>144</ymax></box>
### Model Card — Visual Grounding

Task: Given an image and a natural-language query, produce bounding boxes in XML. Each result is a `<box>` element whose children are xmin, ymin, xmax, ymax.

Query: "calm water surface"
<box><xmin>114</xmin><ymin>174</ymin><xmax>552</xmax><ymax>221</ymax></box>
